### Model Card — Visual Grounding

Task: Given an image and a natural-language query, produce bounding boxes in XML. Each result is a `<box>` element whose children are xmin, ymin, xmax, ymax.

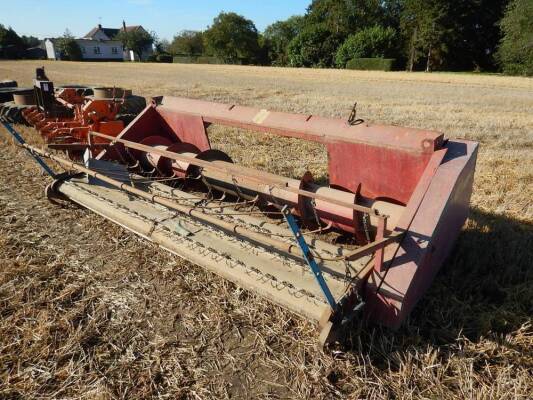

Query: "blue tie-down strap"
<box><xmin>281</xmin><ymin>205</ymin><xmax>337</xmax><ymax>311</ymax></box>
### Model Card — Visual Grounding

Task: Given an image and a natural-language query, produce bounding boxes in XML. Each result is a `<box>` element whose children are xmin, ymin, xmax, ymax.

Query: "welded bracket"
<box><xmin>281</xmin><ymin>205</ymin><xmax>337</xmax><ymax>311</ymax></box>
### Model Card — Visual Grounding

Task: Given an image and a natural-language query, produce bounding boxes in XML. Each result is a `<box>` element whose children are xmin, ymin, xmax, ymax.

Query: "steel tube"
<box><xmin>91</xmin><ymin>132</ymin><xmax>406</xmax><ymax>234</ymax></box>
<box><xmin>90</xmin><ymin>131</ymin><xmax>383</xmax><ymax>217</ymax></box>
<box><xmin>202</xmin><ymin>167</ymin><xmax>404</xmax><ymax>232</ymax></box>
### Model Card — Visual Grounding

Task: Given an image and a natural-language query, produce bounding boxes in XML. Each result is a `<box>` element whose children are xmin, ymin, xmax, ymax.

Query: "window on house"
<box><xmin>81</xmin><ymin>46</ymin><xmax>86</xmax><ymax>54</ymax></box>
<box><xmin>111</xmin><ymin>47</ymin><xmax>118</xmax><ymax>54</ymax></box>
<box><xmin>93</xmin><ymin>46</ymin><xmax>101</xmax><ymax>54</ymax></box>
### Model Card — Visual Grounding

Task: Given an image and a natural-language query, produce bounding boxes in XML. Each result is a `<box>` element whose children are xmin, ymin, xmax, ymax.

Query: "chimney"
<box><xmin>98</xmin><ymin>23</ymin><xmax>102</xmax><ymax>29</ymax></box>
<box><xmin>122</xmin><ymin>20</ymin><xmax>127</xmax><ymax>31</ymax></box>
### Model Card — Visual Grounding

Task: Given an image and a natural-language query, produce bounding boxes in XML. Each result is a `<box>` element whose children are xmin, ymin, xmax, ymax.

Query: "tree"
<box><xmin>56</xmin><ymin>29</ymin><xmax>82</xmax><ymax>61</ymax></box>
<box><xmin>169</xmin><ymin>30</ymin><xmax>204</xmax><ymax>55</ymax></box>
<box><xmin>256</xmin><ymin>34</ymin><xmax>271</xmax><ymax>65</ymax></box>
<box><xmin>264</xmin><ymin>16</ymin><xmax>304</xmax><ymax>65</ymax></box>
<box><xmin>401</xmin><ymin>0</ymin><xmax>450</xmax><ymax>72</ymax></box>
<box><xmin>444</xmin><ymin>0</ymin><xmax>508</xmax><ymax>71</ymax></box>
<box><xmin>305</xmin><ymin>0</ymin><xmax>385</xmax><ymax>36</ymax></box>
<box><xmin>115</xmin><ymin>28</ymin><xmax>155</xmax><ymax>61</ymax></box>
<box><xmin>21</xmin><ymin>35</ymin><xmax>41</xmax><ymax>49</ymax></box>
<box><xmin>381</xmin><ymin>0</ymin><xmax>404</xmax><ymax>30</ymax></box>
<box><xmin>497</xmin><ymin>0</ymin><xmax>533</xmax><ymax>75</ymax></box>
<box><xmin>335</xmin><ymin>25</ymin><xmax>397</xmax><ymax>67</ymax></box>
<box><xmin>399</xmin><ymin>0</ymin><xmax>508</xmax><ymax>72</ymax></box>
<box><xmin>0</xmin><ymin>24</ymin><xmax>24</xmax><ymax>58</ymax></box>
<box><xmin>155</xmin><ymin>38</ymin><xmax>170</xmax><ymax>54</ymax></box>
<box><xmin>287</xmin><ymin>23</ymin><xmax>343</xmax><ymax>67</ymax></box>
<box><xmin>204</xmin><ymin>12</ymin><xmax>261</xmax><ymax>63</ymax></box>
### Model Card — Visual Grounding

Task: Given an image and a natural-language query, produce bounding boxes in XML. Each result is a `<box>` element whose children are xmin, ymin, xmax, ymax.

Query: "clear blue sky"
<box><xmin>3</xmin><ymin>0</ymin><xmax>310</xmax><ymax>41</ymax></box>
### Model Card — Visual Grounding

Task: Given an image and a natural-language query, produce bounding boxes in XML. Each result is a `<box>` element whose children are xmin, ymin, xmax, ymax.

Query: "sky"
<box><xmin>2</xmin><ymin>0</ymin><xmax>310</xmax><ymax>41</ymax></box>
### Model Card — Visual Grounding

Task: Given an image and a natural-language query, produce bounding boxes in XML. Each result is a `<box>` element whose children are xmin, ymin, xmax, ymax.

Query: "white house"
<box><xmin>45</xmin><ymin>22</ymin><xmax>153</xmax><ymax>61</ymax></box>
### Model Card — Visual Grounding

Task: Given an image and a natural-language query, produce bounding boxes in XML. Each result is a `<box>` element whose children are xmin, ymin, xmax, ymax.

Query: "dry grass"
<box><xmin>0</xmin><ymin>60</ymin><xmax>532</xmax><ymax>399</ymax></box>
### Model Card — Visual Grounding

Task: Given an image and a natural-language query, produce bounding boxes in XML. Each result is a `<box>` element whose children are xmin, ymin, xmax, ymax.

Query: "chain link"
<box><xmin>66</xmin><ymin>181</ymin><xmax>328</xmax><ymax>304</ymax></box>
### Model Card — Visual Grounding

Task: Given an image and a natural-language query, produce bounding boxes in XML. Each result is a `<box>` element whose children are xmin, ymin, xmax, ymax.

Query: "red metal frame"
<box><xmin>152</xmin><ymin>96</ymin><xmax>443</xmax><ymax>206</ymax></box>
<box><xmin>22</xmin><ymin>95</ymin><xmax>125</xmax><ymax>154</ymax></box>
<box><xmin>97</xmin><ymin>96</ymin><xmax>477</xmax><ymax>329</ymax></box>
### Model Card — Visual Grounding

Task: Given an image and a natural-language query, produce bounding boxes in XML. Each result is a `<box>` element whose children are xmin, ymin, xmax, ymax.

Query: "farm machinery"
<box><xmin>1</xmin><ymin>92</ymin><xmax>478</xmax><ymax>345</ymax></box>
<box><xmin>0</xmin><ymin>68</ymin><xmax>145</xmax><ymax>157</ymax></box>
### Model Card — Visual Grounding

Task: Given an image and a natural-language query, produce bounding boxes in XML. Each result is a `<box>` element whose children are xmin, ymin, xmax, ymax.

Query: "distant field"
<box><xmin>0</xmin><ymin>60</ymin><xmax>531</xmax><ymax>399</ymax></box>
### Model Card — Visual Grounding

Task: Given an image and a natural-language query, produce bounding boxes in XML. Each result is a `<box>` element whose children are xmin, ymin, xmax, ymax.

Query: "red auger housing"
<box><xmin>91</xmin><ymin>96</ymin><xmax>478</xmax><ymax>331</ymax></box>
<box><xmin>4</xmin><ymin>89</ymin><xmax>477</xmax><ymax>344</ymax></box>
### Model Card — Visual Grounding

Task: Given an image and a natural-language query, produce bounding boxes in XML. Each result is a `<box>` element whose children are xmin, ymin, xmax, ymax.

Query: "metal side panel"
<box><xmin>57</xmin><ymin>180</ymin><xmax>354</xmax><ymax>322</ymax></box>
<box><xmin>364</xmin><ymin>139</ymin><xmax>479</xmax><ymax>328</ymax></box>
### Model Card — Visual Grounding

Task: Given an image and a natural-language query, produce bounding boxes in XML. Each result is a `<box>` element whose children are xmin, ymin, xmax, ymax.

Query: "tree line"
<box><xmin>166</xmin><ymin>0</ymin><xmax>531</xmax><ymax>75</ymax></box>
<box><xmin>1</xmin><ymin>0</ymin><xmax>531</xmax><ymax>75</ymax></box>
<box><xmin>0</xmin><ymin>24</ymin><xmax>40</xmax><ymax>58</ymax></box>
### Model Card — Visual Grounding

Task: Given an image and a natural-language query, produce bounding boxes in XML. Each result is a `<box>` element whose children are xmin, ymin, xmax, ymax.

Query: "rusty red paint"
<box><xmin>96</xmin><ymin>96</ymin><xmax>477</xmax><ymax>329</ymax></box>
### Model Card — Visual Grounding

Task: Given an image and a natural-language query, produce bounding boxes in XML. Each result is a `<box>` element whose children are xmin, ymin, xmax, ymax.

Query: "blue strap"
<box><xmin>282</xmin><ymin>205</ymin><xmax>337</xmax><ymax>310</ymax></box>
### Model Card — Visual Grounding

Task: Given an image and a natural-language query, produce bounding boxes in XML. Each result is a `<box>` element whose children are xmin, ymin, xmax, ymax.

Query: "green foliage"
<box><xmin>399</xmin><ymin>0</ymin><xmax>508</xmax><ymax>72</ymax></box>
<box><xmin>156</xmin><ymin>54</ymin><xmax>173</xmax><ymax>63</ymax></box>
<box><xmin>172</xmin><ymin>55</ymin><xmax>195</xmax><ymax>64</ymax></box>
<box><xmin>56</xmin><ymin>30</ymin><xmax>82</xmax><ymax>61</ymax></box>
<box><xmin>172</xmin><ymin>55</ymin><xmax>223</xmax><ymax>64</ymax></box>
<box><xmin>335</xmin><ymin>25</ymin><xmax>397</xmax><ymax>67</ymax></box>
<box><xmin>401</xmin><ymin>0</ymin><xmax>451</xmax><ymax>71</ymax></box>
<box><xmin>305</xmin><ymin>0</ymin><xmax>385</xmax><ymax>36</ymax></box>
<box><xmin>0</xmin><ymin>24</ymin><xmax>24</xmax><ymax>59</ymax></box>
<box><xmin>21</xmin><ymin>35</ymin><xmax>40</xmax><ymax>49</ymax></box>
<box><xmin>115</xmin><ymin>28</ymin><xmax>154</xmax><ymax>61</ymax></box>
<box><xmin>169</xmin><ymin>30</ymin><xmax>204</xmax><ymax>56</ymax></box>
<box><xmin>445</xmin><ymin>0</ymin><xmax>508</xmax><ymax>71</ymax></box>
<box><xmin>255</xmin><ymin>34</ymin><xmax>270</xmax><ymax>65</ymax></box>
<box><xmin>204</xmin><ymin>12</ymin><xmax>260</xmax><ymax>63</ymax></box>
<box><xmin>147</xmin><ymin>49</ymin><xmax>173</xmax><ymax>63</ymax></box>
<box><xmin>264</xmin><ymin>16</ymin><xmax>304</xmax><ymax>66</ymax></box>
<box><xmin>287</xmin><ymin>24</ymin><xmax>343</xmax><ymax>67</ymax></box>
<box><xmin>195</xmin><ymin>56</ymin><xmax>223</xmax><ymax>64</ymax></box>
<box><xmin>154</xmin><ymin>38</ymin><xmax>170</xmax><ymax>55</ymax></box>
<box><xmin>0</xmin><ymin>1</ymin><xmax>516</xmax><ymax>72</ymax></box>
<box><xmin>346</xmin><ymin>58</ymin><xmax>396</xmax><ymax>71</ymax></box>
<box><xmin>497</xmin><ymin>0</ymin><xmax>533</xmax><ymax>76</ymax></box>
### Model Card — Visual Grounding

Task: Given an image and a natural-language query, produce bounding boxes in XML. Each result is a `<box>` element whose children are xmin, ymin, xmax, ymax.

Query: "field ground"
<box><xmin>0</xmin><ymin>60</ymin><xmax>531</xmax><ymax>399</ymax></box>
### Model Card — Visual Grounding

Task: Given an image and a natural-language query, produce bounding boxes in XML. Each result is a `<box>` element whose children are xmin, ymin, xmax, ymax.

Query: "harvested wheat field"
<box><xmin>0</xmin><ymin>60</ymin><xmax>532</xmax><ymax>399</ymax></box>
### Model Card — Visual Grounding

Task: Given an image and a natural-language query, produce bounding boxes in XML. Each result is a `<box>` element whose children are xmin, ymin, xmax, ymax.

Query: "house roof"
<box><xmin>83</xmin><ymin>24</ymin><xmax>144</xmax><ymax>40</ymax></box>
<box><xmin>123</xmin><ymin>25</ymin><xmax>142</xmax><ymax>32</ymax></box>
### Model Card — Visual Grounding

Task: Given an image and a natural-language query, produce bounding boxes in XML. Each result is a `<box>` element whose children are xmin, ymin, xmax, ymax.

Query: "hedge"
<box><xmin>346</xmin><ymin>58</ymin><xmax>396</xmax><ymax>71</ymax></box>
<box><xmin>172</xmin><ymin>55</ymin><xmax>195</xmax><ymax>64</ymax></box>
<box><xmin>172</xmin><ymin>55</ymin><xmax>224</xmax><ymax>64</ymax></box>
<box><xmin>146</xmin><ymin>54</ymin><xmax>175</xmax><ymax>63</ymax></box>
<box><xmin>172</xmin><ymin>55</ymin><xmax>244</xmax><ymax>65</ymax></box>
<box><xmin>157</xmin><ymin>54</ymin><xmax>173</xmax><ymax>63</ymax></box>
<box><xmin>195</xmin><ymin>56</ymin><xmax>224</xmax><ymax>64</ymax></box>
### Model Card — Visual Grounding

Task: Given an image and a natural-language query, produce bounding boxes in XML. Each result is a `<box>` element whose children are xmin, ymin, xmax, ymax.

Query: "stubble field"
<box><xmin>0</xmin><ymin>60</ymin><xmax>532</xmax><ymax>399</ymax></box>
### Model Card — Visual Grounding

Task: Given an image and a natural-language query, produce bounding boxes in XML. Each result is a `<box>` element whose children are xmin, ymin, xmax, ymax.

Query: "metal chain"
<box><xmin>362</xmin><ymin>213</ymin><xmax>371</xmax><ymax>243</ymax></box>
<box><xmin>79</xmin><ymin>178</ymin><xmax>366</xmax><ymax>284</ymax></box>
<box><xmin>67</xmin><ymin>181</ymin><xmax>327</xmax><ymax>303</ymax></box>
